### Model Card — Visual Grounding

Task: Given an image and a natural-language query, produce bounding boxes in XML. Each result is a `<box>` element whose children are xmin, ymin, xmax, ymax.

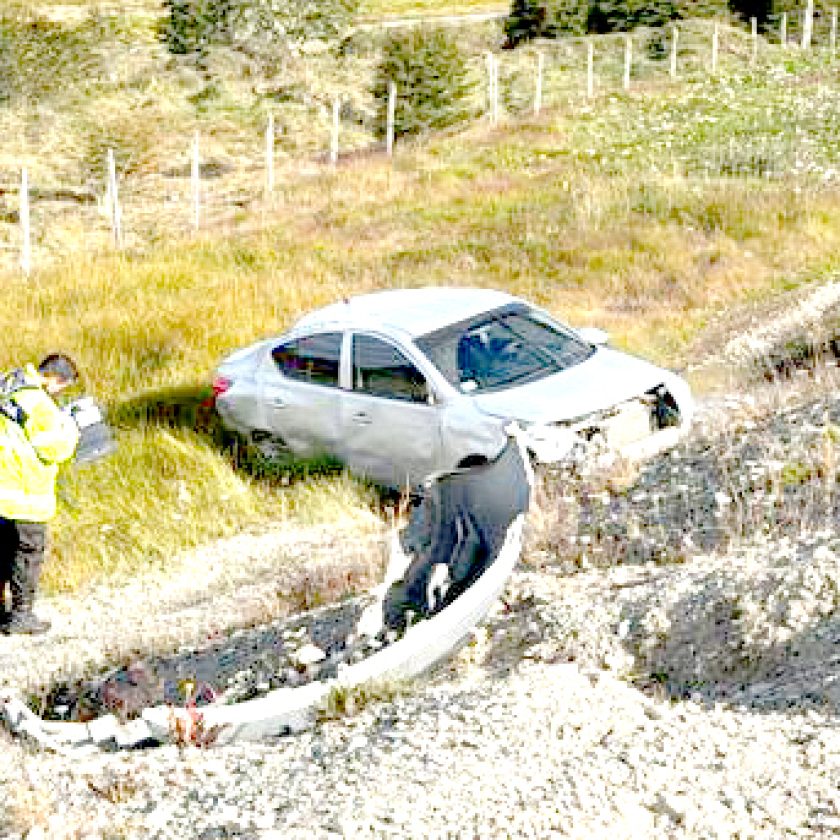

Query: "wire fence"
<box><xmin>1</xmin><ymin>12</ymin><xmax>838</xmax><ymax>276</ymax></box>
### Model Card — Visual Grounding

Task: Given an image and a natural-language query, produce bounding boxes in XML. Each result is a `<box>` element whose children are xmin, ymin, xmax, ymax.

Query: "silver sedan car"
<box><xmin>212</xmin><ymin>287</ymin><xmax>694</xmax><ymax>487</ymax></box>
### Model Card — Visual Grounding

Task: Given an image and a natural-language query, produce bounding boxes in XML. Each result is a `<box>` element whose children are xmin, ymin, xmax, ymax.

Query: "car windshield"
<box><xmin>416</xmin><ymin>303</ymin><xmax>596</xmax><ymax>393</ymax></box>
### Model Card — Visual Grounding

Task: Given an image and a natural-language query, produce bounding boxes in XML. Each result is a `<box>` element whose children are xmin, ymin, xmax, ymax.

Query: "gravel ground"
<box><xmin>1</xmin><ymin>370</ymin><xmax>839</xmax><ymax>838</ymax></box>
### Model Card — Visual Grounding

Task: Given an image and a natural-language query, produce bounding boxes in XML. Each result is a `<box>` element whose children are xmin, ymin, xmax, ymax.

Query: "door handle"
<box><xmin>352</xmin><ymin>411</ymin><xmax>372</xmax><ymax>426</ymax></box>
<box><xmin>270</xmin><ymin>396</ymin><xmax>287</xmax><ymax>408</ymax></box>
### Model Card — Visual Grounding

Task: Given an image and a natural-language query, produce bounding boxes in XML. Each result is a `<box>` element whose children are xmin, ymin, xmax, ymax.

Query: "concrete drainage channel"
<box><xmin>1</xmin><ymin>435</ymin><xmax>533</xmax><ymax>753</ymax></box>
<box><xmin>0</xmin><ymin>518</ymin><xmax>525</xmax><ymax>753</ymax></box>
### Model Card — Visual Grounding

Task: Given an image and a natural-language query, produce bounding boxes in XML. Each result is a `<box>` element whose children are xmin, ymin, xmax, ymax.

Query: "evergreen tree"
<box><xmin>372</xmin><ymin>28</ymin><xmax>474</xmax><ymax>140</ymax></box>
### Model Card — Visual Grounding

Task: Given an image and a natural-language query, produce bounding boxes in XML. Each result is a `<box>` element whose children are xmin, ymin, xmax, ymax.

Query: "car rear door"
<box><xmin>339</xmin><ymin>332</ymin><xmax>443</xmax><ymax>488</ymax></box>
<box><xmin>260</xmin><ymin>331</ymin><xmax>345</xmax><ymax>459</ymax></box>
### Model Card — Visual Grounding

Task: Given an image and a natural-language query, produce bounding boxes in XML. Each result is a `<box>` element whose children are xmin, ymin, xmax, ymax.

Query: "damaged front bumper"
<box><xmin>523</xmin><ymin>382</ymin><xmax>694</xmax><ymax>467</ymax></box>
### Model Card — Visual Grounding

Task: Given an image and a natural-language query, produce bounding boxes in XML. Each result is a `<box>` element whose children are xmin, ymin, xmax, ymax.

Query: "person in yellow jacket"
<box><xmin>0</xmin><ymin>353</ymin><xmax>80</xmax><ymax>635</ymax></box>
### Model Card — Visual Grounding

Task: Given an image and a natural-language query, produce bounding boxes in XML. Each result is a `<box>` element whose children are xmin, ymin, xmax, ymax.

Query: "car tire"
<box><xmin>250</xmin><ymin>431</ymin><xmax>289</xmax><ymax>462</ymax></box>
<box><xmin>456</xmin><ymin>454</ymin><xmax>489</xmax><ymax>469</ymax></box>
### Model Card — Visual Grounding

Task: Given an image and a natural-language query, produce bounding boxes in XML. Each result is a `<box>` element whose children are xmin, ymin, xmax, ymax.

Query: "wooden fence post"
<box><xmin>330</xmin><ymin>97</ymin><xmax>340</xmax><ymax>166</ymax></box>
<box><xmin>670</xmin><ymin>26</ymin><xmax>679</xmax><ymax>78</ymax></box>
<box><xmin>623</xmin><ymin>36</ymin><xmax>632</xmax><ymax>90</ymax></box>
<box><xmin>20</xmin><ymin>167</ymin><xmax>30</xmax><ymax>277</ymax></box>
<box><xmin>534</xmin><ymin>52</ymin><xmax>543</xmax><ymax>115</ymax></box>
<box><xmin>107</xmin><ymin>148</ymin><xmax>122</xmax><ymax>249</ymax></box>
<box><xmin>711</xmin><ymin>22</ymin><xmax>719</xmax><ymax>73</ymax></box>
<box><xmin>265</xmin><ymin>113</ymin><xmax>274</xmax><ymax>197</ymax></box>
<box><xmin>386</xmin><ymin>81</ymin><xmax>396</xmax><ymax>156</ymax></box>
<box><xmin>587</xmin><ymin>39</ymin><xmax>594</xmax><ymax>98</ymax></box>
<box><xmin>781</xmin><ymin>12</ymin><xmax>787</xmax><ymax>47</ymax></box>
<box><xmin>802</xmin><ymin>0</ymin><xmax>814</xmax><ymax>49</ymax></box>
<box><xmin>751</xmin><ymin>17</ymin><xmax>758</xmax><ymax>64</ymax></box>
<box><xmin>191</xmin><ymin>131</ymin><xmax>200</xmax><ymax>231</ymax></box>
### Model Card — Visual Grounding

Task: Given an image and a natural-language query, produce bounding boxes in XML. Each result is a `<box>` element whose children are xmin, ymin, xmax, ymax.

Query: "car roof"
<box><xmin>291</xmin><ymin>287</ymin><xmax>520</xmax><ymax>339</ymax></box>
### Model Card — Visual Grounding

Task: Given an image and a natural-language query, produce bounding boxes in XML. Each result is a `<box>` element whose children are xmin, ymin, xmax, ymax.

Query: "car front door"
<box><xmin>260</xmin><ymin>331</ymin><xmax>344</xmax><ymax>460</ymax></box>
<box><xmin>339</xmin><ymin>333</ymin><xmax>443</xmax><ymax>488</ymax></box>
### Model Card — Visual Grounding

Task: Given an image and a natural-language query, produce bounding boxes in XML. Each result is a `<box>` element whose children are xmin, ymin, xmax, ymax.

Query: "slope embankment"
<box><xmin>1</xmin><ymin>288</ymin><xmax>839</xmax><ymax>838</ymax></box>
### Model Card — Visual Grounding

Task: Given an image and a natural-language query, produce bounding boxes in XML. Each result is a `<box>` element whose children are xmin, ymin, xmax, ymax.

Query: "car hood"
<box><xmin>471</xmin><ymin>347</ymin><xmax>669</xmax><ymax>424</ymax></box>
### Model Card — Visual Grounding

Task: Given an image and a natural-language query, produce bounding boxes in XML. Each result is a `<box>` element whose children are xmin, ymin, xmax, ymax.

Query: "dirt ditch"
<box><xmin>31</xmin><ymin>596</ymin><xmax>382</xmax><ymax>723</ymax></box>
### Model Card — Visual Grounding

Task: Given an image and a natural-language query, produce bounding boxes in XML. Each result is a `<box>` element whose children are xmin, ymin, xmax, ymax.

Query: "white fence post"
<box><xmin>486</xmin><ymin>52</ymin><xmax>500</xmax><ymax>126</ymax></box>
<box><xmin>670</xmin><ymin>26</ymin><xmax>679</xmax><ymax>78</ymax></box>
<box><xmin>485</xmin><ymin>52</ymin><xmax>494</xmax><ymax>123</ymax></box>
<box><xmin>265</xmin><ymin>113</ymin><xmax>274</xmax><ymax>197</ymax></box>
<box><xmin>492</xmin><ymin>54</ymin><xmax>500</xmax><ymax>125</ymax></box>
<box><xmin>330</xmin><ymin>97</ymin><xmax>340</xmax><ymax>166</ymax></box>
<box><xmin>586</xmin><ymin>39</ymin><xmax>594</xmax><ymax>98</ymax></box>
<box><xmin>20</xmin><ymin>167</ymin><xmax>30</xmax><ymax>277</ymax></box>
<box><xmin>781</xmin><ymin>12</ymin><xmax>787</xmax><ymax>47</ymax></box>
<box><xmin>534</xmin><ymin>52</ymin><xmax>543</xmax><ymax>115</ymax></box>
<box><xmin>831</xmin><ymin>8</ymin><xmax>837</xmax><ymax>57</ymax></box>
<box><xmin>802</xmin><ymin>0</ymin><xmax>814</xmax><ymax>49</ymax></box>
<box><xmin>106</xmin><ymin>148</ymin><xmax>122</xmax><ymax>249</ymax></box>
<box><xmin>191</xmin><ymin>131</ymin><xmax>200</xmax><ymax>231</ymax></box>
<box><xmin>623</xmin><ymin>36</ymin><xmax>632</xmax><ymax>90</ymax></box>
<box><xmin>711</xmin><ymin>22</ymin><xmax>719</xmax><ymax>73</ymax></box>
<box><xmin>386</xmin><ymin>81</ymin><xmax>396</xmax><ymax>156</ymax></box>
<box><xmin>751</xmin><ymin>17</ymin><xmax>758</xmax><ymax>64</ymax></box>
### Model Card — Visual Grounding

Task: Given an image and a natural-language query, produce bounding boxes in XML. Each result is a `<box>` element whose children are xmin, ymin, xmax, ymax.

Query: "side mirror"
<box><xmin>576</xmin><ymin>327</ymin><xmax>609</xmax><ymax>346</ymax></box>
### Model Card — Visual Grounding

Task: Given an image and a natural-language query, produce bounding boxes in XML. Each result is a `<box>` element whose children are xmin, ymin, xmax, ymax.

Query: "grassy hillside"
<box><xmin>1</xmin><ymin>7</ymin><xmax>839</xmax><ymax>594</ymax></box>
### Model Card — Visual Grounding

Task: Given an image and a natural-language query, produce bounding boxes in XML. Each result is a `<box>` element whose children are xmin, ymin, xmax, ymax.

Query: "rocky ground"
<box><xmin>1</xmin><ymin>356</ymin><xmax>839</xmax><ymax>837</ymax></box>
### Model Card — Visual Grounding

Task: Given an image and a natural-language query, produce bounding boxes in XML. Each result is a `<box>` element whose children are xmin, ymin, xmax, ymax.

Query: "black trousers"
<box><xmin>0</xmin><ymin>518</ymin><xmax>46</xmax><ymax>614</ymax></box>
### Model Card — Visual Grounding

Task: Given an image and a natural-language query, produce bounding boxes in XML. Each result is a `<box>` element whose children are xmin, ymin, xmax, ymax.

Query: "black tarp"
<box><xmin>382</xmin><ymin>433</ymin><xmax>532</xmax><ymax>632</ymax></box>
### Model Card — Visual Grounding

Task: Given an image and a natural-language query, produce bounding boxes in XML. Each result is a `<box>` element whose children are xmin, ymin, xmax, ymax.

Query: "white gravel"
<box><xmin>1</xmin><ymin>376</ymin><xmax>839</xmax><ymax>839</ymax></box>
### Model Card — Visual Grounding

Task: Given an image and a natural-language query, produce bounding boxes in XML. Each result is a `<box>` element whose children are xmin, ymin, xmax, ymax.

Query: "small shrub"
<box><xmin>318</xmin><ymin>678</ymin><xmax>411</xmax><ymax>720</ymax></box>
<box><xmin>503</xmin><ymin>0</ymin><xmax>726</xmax><ymax>44</ymax></box>
<box><xmin>728</xmin><ymin>0</ymin><xmax>773</xmax><ymax>26</ymax></box>
<box><xmin>372</xmin><ymin>27</ymin><xmax>475</xmax><ymax>141</ymax></box>
<box><xmin>587</xmin><ymin>0</ymin><xmax>680</xmax><ymax>34</ymax></box>
<box><xmin>0</xmin><ymin>12</ymin><xmax>105</xmax><ymax>103</ymax></box>
<box><xmin>503</xmin><ymin>0</ymin><xmax>549</xmax><ymax>47</ymax></box>
<box><xmin>159</xmin><ymin>0</ymin><xmax>359</xmax><ymax>57</ymax></box>
<box><xmin>0</xmin><ymin>22</ymin><xmax>13</xmax><ymax>104</ymax></box>
<box><xmin>730</xmin><ymin>0</ymin><xmax>836</xmax><ymax>33</ymax></box>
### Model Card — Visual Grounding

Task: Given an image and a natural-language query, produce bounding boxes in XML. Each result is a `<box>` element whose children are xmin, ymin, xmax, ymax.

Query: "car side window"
<box><xmin>352</xmin><ymin>335</ymin><xmax>429</xmax><ymax>404</ymax></box>
<box><xmin>272</xmin><ymin>332</ymin><xmax>342</xmax><ymax>388</ymax></box>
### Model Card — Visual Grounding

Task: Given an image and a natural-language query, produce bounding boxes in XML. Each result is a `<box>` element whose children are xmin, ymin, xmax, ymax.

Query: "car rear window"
<box><xmin>416</xmin><ymin>304</ymin><xmax>594</xmax><ymax>393</ymax></box>
<box><xmin>272</xmin><ymin>332</ymin><xmax>342</xmax><ymax>387</ymax></box>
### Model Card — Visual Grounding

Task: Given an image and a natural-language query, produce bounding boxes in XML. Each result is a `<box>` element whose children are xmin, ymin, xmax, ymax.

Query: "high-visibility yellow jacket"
<box><xmin>0</xmin><ymin>366</ymin><xmax>79</xmax><ymax>522</ymax></box>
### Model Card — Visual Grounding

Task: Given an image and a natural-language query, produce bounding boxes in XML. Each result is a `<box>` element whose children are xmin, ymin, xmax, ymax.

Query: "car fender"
<box><xmin>439</xmin><ymin>395</ymin><xmax>507</xmax><ymax>468</ymax></box>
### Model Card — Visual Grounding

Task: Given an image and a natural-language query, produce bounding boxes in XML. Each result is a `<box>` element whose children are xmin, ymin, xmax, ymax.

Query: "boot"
<box><xmin>4</xmin><ymin>543</ymin><xmax>50</xmax><ymax>636</ymax></box>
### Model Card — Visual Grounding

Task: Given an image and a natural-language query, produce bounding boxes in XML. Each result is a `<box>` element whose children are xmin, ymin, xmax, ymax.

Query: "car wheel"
<box><xmin>456</xmin><ymin>454</ymin><xmax>489</xmax><ymax>469</ymax></box>
<box><xmin>250</xmin><ymin>431</ymin><xmax>289</xmax><ymax>462</ymax></box>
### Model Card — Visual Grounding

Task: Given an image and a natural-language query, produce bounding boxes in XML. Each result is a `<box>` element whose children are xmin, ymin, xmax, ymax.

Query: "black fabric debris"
<box><xmin>383</xmin><ymin>434</ymin><xmax>531</xmax><ymax>633</ymax></box>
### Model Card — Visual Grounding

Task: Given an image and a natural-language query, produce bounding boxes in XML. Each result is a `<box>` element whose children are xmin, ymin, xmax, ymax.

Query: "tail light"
<box><xmin>203</xmin><ymin>375</ymin><xmax>232</xmax><ymax>408</ymax></box>
<box><xmin>212</xmin><ymin>375</ymin><xmax>232</xmax><ymax>397</ymax></box>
